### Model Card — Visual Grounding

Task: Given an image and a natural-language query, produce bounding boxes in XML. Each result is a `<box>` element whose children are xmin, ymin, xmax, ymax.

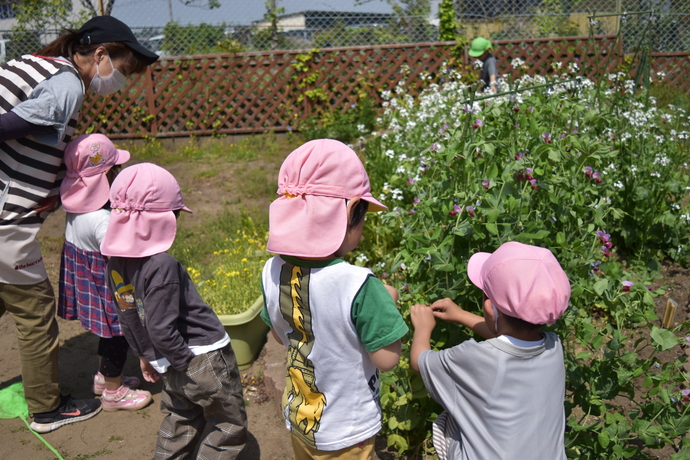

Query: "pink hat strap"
<box><xmin>65</xmin><ymin>171</ymin><xmax>86</xmax><ymax>179</ymax></box>
<box><xmin>278</xmin><ymin>183</ymin><xmax>353</xmax><ymax>199</ymax></box>
<box><xmin>111</xmin><ymin>201</ymin><xmax>178</xmax><ymax>212</ymax></box>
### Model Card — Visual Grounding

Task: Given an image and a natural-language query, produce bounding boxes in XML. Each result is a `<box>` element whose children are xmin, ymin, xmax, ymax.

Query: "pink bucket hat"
<box><xmin>266</xmin><ymin>139</ymin><xmax>387</xmax><ymax>258</ymax></box>
<box><xmin>467</xmin><ymin>242</ymin><xmax>571</xmax><ymax>325</ymax></box>
<box><xmin>60</xmin><ymin>134</ymin><xmax>130</xmax><ymax>213</ymax></box>
<box><xmin>100</xmin><ymin>163</ymin><xmax>192</xmax><ymax>258</ymax></box>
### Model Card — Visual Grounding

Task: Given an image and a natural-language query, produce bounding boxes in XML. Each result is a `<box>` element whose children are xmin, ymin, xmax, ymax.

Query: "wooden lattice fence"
<box><xmin>76</xmin><ymin>35</ymin><xmax>687</xmax><ymax>139</ymax></box>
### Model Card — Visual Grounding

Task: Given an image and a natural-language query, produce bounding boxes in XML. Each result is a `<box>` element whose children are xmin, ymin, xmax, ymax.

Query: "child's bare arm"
<box><xmin>368</xmin><ymin>340</ymin><xmax>402</xmax><ymax>372</ymax></box>
<box><xmin>410</xmin><ymin>304</ymin><xmax>435</xmax><ymax>373</ymax></box>
<box><xmin>383</xmin><ymin>284</ymin><xmax>399</xmax><ymax>303</ymax></box>
<box><xmin>270</xmin><ymin>327</ymin><xmax>282</xmax><ymax>344</ymax></box>
<box><xmin>431</xmin><ymin>298</ymin><xmax>494</xmax><ymax>339</ymax></box>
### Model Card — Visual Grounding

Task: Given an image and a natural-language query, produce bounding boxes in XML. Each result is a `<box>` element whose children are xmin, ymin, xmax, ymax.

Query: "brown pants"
<box><xmin>0</xmin><ymin>279</ymin><xmax>61</xmax><ymax>413</ymax></box>
<box><xmin>155</xmin><ymin>343</ymin><xmax>247</xmax><ymax>460</ymax></box>
<box><xmin>291</xmin><ymin>434</ymin><xmax>376</xmax><ymax>460</ymax></box>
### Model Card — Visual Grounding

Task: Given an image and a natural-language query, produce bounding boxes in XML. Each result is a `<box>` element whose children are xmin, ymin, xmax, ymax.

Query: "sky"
<box><xmin>109</xmin><ymin>0</ymin><xmax>429</xmax><ymax>29</ymax></box>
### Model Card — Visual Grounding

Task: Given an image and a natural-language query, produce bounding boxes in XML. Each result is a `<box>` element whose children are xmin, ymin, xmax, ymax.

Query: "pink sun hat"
<box><xmin>266</xmin><ymin>139</ymin><xmax>387</xmax><ymax>258</ymax></box>
<box><xmin>100</xmin><ymin>163</ymin><xmax>191</xmax><ymax>258</ymax></box>
<box><xmin>467</xmin><ymin>241</ymin><xmax>571</xmax><ymax>325</ymax></box>
<box><xmin>60</xmin><ymin>133</ymin><xmax>130</xmax><ymax>213</ymax></box>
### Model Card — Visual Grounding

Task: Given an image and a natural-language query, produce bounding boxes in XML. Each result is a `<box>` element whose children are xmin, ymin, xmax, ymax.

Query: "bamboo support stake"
<box><xmin>662</xmin><ymin>298</ymin><xmax>678</xmax><ymax>329</ymax></box>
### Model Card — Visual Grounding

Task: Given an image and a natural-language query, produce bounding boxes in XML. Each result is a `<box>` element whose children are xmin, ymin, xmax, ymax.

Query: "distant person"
<box><xmin>469</xmin><ymin>37</ymin><xmax>499</xmax><ymax>93</ymax></box>
<box><xmin>58</xmin><ymin>134</ymin><xmax>151</xmax><ymax>412</ymax></box>
<box><xmin>0</xmin><ymin>15</ymin><xmax>158</xmax><ymax>433</ymax></box>
<box><xmin>102</xmin><ymin>163</ymin><xmax>247</xmax><ymax>459</ymax></box>
<box><xmin>410</xmin><ymin>242</ymin><xmax>570</xmax><ymax>459</ymax></box>
<box><xmin>261</xmin><ymin>139</ymin><xmax>408</xmax><ymax>459</ymax></box>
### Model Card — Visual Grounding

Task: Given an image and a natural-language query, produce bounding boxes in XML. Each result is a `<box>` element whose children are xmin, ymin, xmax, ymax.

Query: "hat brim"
<box><xmin>467</xmin><ymin>252</ymin><xmax>491</xmax><ymax>289</ymax></box>
<box><xmin>115</xmin><ymin>148</ymin><xmax>131</xmax><ymax>165</ymax></box>
<box><xmin>362</xmin><ymin>193</ymin><xmax>387</xmax><ymax>212</ymax></box>
<box><xmin>267</xmin><ymin>195</ymin><xmax>347</xmax><ymax>258</ymax></box>
<box><xmin>468</xmin><ymin>49</ymin><xmax>484</xmax><ymax>58</ymax></box>
<box><xmin>60</xmin><ymin>175</ymin><xmax>111</xmax><ymax>213</ymax></box>
<box><xmin>101</xmin><ymin>210</ymin><xmax>177</xmax><ymax>257</ymax></box>
<box><xmin>122</xmin><ymin>39</ymin><xmax>159</xmax><ymax>65</ymax></box>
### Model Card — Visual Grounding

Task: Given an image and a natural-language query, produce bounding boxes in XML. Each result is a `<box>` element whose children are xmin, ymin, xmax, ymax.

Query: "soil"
<box><xmin>0</xmin><ymin>137</ymin><xmax>688</xmax><ymax>459</ymax></box>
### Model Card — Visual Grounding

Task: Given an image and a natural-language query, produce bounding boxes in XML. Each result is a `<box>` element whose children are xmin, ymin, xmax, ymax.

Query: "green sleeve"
<box><xmin>352</xmin><ymin>276</ymin><xmax>409</xmax><ymax>352</ymax></box>
<box><xmin>260</xmin><ymin>278</ymin><xmax>272</xmax><ymax>328</ymax></box>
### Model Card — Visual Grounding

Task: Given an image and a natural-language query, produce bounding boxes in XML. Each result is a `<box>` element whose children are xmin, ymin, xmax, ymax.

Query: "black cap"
<box><xmin>78</xmin><ymin>15</ymin><xmax>159</xmax><ymax>65</ymax></box>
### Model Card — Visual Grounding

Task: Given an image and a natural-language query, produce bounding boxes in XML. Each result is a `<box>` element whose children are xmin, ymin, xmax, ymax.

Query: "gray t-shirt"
<box><xmin>480</xmin><ymin>54</ymin><xmax>498</xmax><ymax>92</ymax></box>
<box><xmin>106</xmin><ymin>252</ymin><xmax>227</xmax><ymax>372</ymax></box>
<box><xmin>12</xmin><ymin>64</ymin><xmax>83</xmax><ymax>146</ymax></box>
<box><xmin>418</xmin><ymin>332</ymin><xmax>566</xmax><ymax>460</ymax></box>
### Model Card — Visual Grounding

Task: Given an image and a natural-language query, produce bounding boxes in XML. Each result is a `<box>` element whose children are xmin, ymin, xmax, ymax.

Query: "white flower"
<box><xmin>650</xmin><ymin>172</ymin><xmax>661</xmax><ymax>178</ymax></box>
<box><xmin>614</xmin><ymin>181</ymin><xmax>624</xmax><ymax>188</ymax></box>
<box><xmin>355</xmin><ymin>254</ymin><xmax>369</xmax><ymax>263</ymax></box>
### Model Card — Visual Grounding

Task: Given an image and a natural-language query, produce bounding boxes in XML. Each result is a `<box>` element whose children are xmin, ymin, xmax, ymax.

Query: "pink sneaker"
<box><xmin>93</xmin><ymin>372</ymin><xmax>141</xmax><ymax>395</ymax></box>
<box><xmin>101</xmin><ymin>386</ymin><xmax>152</xmax><ymax>412</ymax></box>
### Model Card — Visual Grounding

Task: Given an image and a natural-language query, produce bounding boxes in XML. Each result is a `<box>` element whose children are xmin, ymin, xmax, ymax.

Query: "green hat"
<box><xmin>469</xmin><ymin>37</ymin><xmax>492</xmax><ymax>57</ymax></box>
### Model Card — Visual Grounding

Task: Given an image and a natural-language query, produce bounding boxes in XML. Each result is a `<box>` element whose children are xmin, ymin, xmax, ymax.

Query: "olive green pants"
<box><xmin>0</xmin><ymin>279</ymin><xmax>61</xmax><ymax>413</ymax></box>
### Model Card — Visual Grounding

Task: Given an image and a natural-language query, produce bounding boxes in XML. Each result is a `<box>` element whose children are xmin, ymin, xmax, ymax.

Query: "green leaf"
<box><xmin>388</xmin><ymin>416</ymin><xmax>398</xmax><ymax>430</ymax></box>
<box><xmin>519</xmin><ymin>230</ymin><xmax>550</xmax><ymax>240</ymax></box>
<box><xmin>486</xmin><ymin>209</ymin><xmax>500</xmax><ymax>223</ymax></box>
<box><xmin>650</xmin><ymin>326</ymin><xmax>679</xmax><ymax>351</ymax></box>
<box><xmin>486</xmin><ymin>222</ymin><xmax>498</xmax><ymax>235</ymax></box>
<box><xmin>597</xmin><ymin>430</ymin><xmax>610</xmax><ymax>448</ymax></box>
<box><xmin>487</xmin><ymin>162</ymin><xmax>499</xmax><ymax>179</ymax></box>
<box><xmin>556</xmin><ymin>231</ymin><xmax>566</xmax><ymax>245</ymax></box>
<box><xmin>593</xmin><ymin>279</ymin><xmax>609</xmax><ymax>296</ymax></box>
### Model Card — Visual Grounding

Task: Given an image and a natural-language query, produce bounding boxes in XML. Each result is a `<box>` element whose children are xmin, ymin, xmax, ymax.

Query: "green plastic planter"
<box><xmin>217</xmin><ymin>296</ymin><xmax>268</xmax><ymax>370</ymax></box>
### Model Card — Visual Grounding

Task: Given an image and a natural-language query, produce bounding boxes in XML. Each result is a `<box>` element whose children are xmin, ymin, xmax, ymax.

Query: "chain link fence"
<box><xmin>0</xmin><ymin>0</ymin><xmax>686</xmax><ymax>64</ymax></box>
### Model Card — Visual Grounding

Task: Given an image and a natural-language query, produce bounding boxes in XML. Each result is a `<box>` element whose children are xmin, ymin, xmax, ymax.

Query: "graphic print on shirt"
<box><xmin>110</xmin><ymin>270</ymin><xmax>146</xmax><ymax>326</ymax></box>
<box><xmin>279</xmin><ymin>264</ymin><xmax>326</xmax><ymax>447</ymax></box>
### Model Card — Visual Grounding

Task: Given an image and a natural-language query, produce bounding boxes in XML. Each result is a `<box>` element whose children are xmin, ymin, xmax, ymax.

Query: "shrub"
<box><xmin>359</xmin><ymin>65</ymin><xmax>690</xmax><ymax>458</ymax></box>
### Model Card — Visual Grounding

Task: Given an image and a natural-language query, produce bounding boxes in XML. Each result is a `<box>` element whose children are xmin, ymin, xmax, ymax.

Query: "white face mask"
<box><xmin>89</xmin><ymin>55</ymin><xmax>127</xmax><ymax>95</ymax></box>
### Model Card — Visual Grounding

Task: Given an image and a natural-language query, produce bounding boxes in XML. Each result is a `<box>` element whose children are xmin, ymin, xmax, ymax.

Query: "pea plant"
<box><xmin>357</xmin><ymin>64</ymin><xmax>690</xmax><ymax>458</ymax></box>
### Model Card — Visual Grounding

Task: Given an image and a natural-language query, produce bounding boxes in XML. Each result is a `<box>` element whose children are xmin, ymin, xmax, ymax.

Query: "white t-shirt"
<box><xmin>64</xmin><ymin>209</ymin><xmax>111</xmax><ymax>252</ymax></box>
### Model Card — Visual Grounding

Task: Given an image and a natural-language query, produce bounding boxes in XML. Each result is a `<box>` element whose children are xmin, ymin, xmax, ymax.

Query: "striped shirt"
<box><xmin>0</xmin><ymin>54</ymin><xmax>83</xmax><ymax>284</ymax></box>
<box><xmin>0</xmin><ymin>55</ymin><xmax>81</xmax><ymax>226</ymax></box>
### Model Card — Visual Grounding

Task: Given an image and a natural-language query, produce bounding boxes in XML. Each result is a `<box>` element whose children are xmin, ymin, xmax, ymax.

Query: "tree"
<box><xmin>438</xmin><ymin>0</ymin><xmax>460</xmax><ymax>41</ymax></box>
<box><xmin>79</xmin><ymin>0</ymin><xmax>115</xmax><ymax>16</ymax></box>
<box><xmin>11</xmin><ymin>0</ymin><xmax>89</xmax><ymax>32</ymax></box>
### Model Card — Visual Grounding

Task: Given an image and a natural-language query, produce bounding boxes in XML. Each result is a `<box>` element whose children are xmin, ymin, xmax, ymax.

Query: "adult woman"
<box><xmin>0</xmin><ymin>15</ymin><xmax>157</xmax><ymax>433</ymax></box>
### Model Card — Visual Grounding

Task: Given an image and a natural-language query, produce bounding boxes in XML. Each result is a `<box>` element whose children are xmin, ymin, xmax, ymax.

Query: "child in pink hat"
<box><xmin>101</xmin><ymin>163</ymin><xmax>247</xmax><ymax>459</ymax></box>
<box><xmin>57</xmin><ymin>133</ymin><xmax>152</xmax><ymax>413</ymax></box>
<box><xmin>410</xmin><ymin>241</ymin><xmax>570</xmax><ymax>460</ymax></box>
<box><xmin>261</xmin><ymin>139</ymin><xmax>408</xmax><ymax>459</ymax></box>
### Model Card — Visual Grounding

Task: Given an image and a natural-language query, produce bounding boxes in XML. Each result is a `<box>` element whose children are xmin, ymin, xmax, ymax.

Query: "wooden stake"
<box><xmin>662</xmin><ymin>298</ymin><xmax>677</xmax><ymax>329</ymax></box>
